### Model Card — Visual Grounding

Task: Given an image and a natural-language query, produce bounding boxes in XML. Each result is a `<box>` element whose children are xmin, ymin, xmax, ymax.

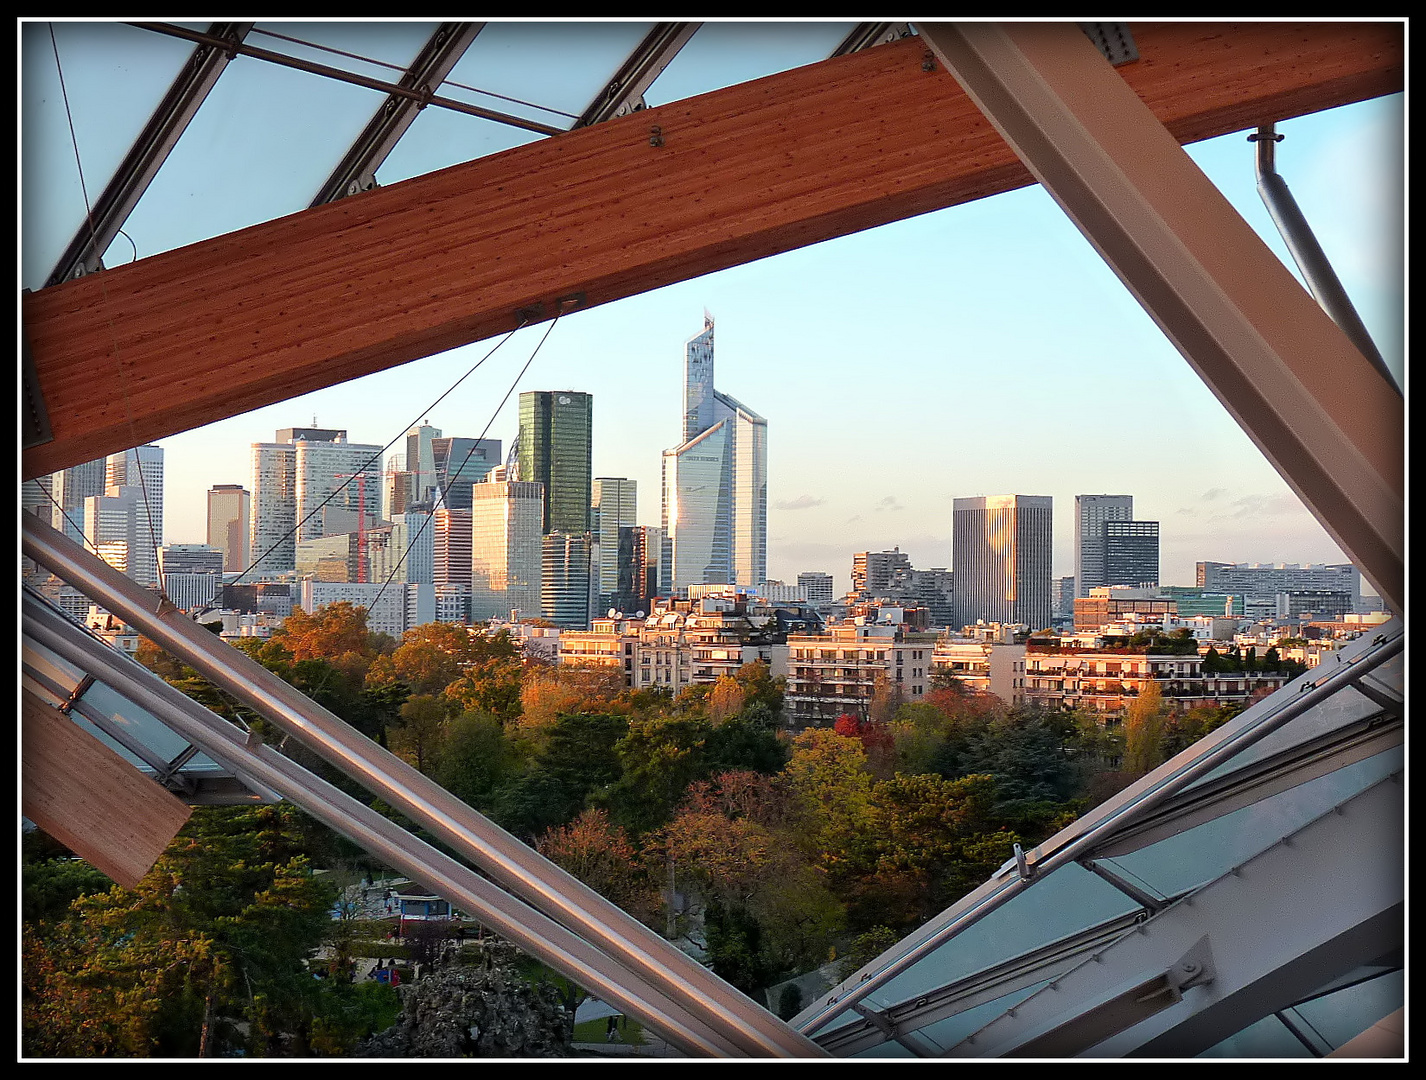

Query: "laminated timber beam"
<box><xmin>21</xmin><ymin>22</ymin><xmax>1402</xmax><ymax>481</ymax></box>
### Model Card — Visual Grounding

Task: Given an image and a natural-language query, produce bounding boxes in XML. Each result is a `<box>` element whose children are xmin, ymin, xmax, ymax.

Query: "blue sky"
<box><xmin>22</xmin><ymin>22</ymin><xmax>1404</xmax><ymax>598</ymax></box>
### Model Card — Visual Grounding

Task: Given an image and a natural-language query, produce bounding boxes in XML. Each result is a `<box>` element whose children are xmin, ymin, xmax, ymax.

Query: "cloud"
<box><xmin>775</xmin><ymin>494</ymin><xmax>825</xmax><ymax>511</ymax></box>
<box><xmin>874</xmin><ymin>495</ymin><xmax>903</xmax><ymax>512</ymax></box>
<box><xmin>1200</xmin><ymin>487</ymin><xmax>1229</xmax><ymax>501</ymax></box>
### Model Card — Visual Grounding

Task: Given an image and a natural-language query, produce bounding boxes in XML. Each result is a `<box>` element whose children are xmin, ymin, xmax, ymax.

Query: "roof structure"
<box><xmin>20</xmin><ymin>19</ymin><xmax>1405</xmax><ymax>1058</ymax></box>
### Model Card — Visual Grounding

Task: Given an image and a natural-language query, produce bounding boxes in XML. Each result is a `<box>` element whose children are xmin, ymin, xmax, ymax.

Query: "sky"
<box><xmin>21</xmin><ymin>21</ymin><xmax>1405</xmax><ymax>600</ymax></box>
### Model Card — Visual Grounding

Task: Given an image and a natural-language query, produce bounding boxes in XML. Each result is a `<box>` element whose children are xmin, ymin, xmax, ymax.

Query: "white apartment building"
<box><xmin>785</xmin><ymin>623</ymin><xmax>938</xmax><ymax>726</ymax></box>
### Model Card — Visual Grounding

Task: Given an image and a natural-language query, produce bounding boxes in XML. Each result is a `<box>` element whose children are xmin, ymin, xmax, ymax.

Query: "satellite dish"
<box><xmin>635</xmin><ymin>610</ymin><xmax>646</xmax><ymax>619</ymax></box>
<box><xmin>608</xmin><ymin>608</ymin><xmax>618</xmax><ymax>618</ymax></box>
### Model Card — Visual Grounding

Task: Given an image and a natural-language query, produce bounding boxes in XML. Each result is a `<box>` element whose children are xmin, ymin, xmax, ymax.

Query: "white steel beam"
<box><xmin>944</xmin><ymin>773</ymin><xmax>1403</xmax><ymax>1057</ymax></box>
<box><xmin>917</xmin><ymin>22</ymin><xmax>1403</xmax><ymax>613</ymax></box>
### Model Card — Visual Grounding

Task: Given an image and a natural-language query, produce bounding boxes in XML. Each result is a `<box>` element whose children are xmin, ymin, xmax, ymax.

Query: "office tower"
<box><xmin>431</xmin><ymin>436</ymin><xmax>502</xmax><ymax>510</ymax></box>
<box><xmin>615</xmin><ymin>524</ymin><xmax>663</xmax><ymax>614</ymax></box>
<box><xmin>433</xmin><ymin>507</ymin><xmax>473</xmax><ymax>590</ymax></box>
<box><xmin>106</xmin><ymin>444</ymin><xmax>164</xmax><ymax>551</ymax></box>
<box><xmin>542</xmin><ymin>532</ymin><xmax>593</xmax><ymax>629</ymax></box>
<box><xmin>519</xmin><ymin>391</ymin><xmax>593</xmax><ymax>535</ymax></box>
<box><xmin>1074</xmin><ymin>494</ymin><xmax>1134</xmax><ymax>597</ymax></box>
<box><xmin>391</xmin><ymin>507</ymin><xmax>435</xmax><ymax>586</ymax></box>
<box><xmin>851</xmin><ymin>548</ymin><xmax>913</xmax><ymax>601</ymax></box>
<box><xmin>1104</xmin><ymin>519</ymin><xmax>1160</xmax><ymax>588</ymax></box>
<box><xmin>469</xmin><ymin>472</ymin><xmax>544</xmax><ymax>622</ymax></box>
<box><xmin>953</xmin><ymin>495</ymin><xmax>1053</xmax><ymax>631</ymax></box>
<box><xmin>592</xmin><ymin>478</ymin><xmax>638</xmax><ymax>612</ymax></box>
<box><xmin>85</xmin><ymin>485</ymin><xmax>160</xmax><ymax>587</ymax></box>
<box><xmin>405</xmin><ymin>423</ymin><xmax>441</xmax><ymax>502</ymax></box>
<box><xmin>160</xmin><ymin>543</ymin><xmax>225</xmax><ymax>611</ymax></box>
<box><xmin>250</xmin><ymin>427</ymin><xmax>381</xmax><ymax>575</ymax></box>
<box><xmin>206</xmin><ymin>484</ymin><xmax>251</xmax><ymax>572</ymax></box>
<box><xmin>49</xmin><ymin>456</ymin><xmax>108</xmax><ymax>543</ymax></box>
<box><xmin>661</xmin><ymin>314</ymin><xmax>768</xmax><ymax>593</ymax></box>
<box><xmin>799</xmin><ymin>571</ymin><xmax>835</xmax><ymax>608</ymax></box>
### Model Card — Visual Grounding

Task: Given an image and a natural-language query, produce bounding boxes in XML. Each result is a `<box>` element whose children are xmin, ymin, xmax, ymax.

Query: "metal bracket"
<box><xmin>1168</xmin><ymin>934</ymin><xmax>1215</xmax><ymax>993</ymax></box>
<box><xmin>1079</xmin><ymin>23</ymin><xmax>1140</xmax><ymax>66</ymax></box>
<box><xmin>22</xmin><ymin>325</ymin><xmax>54</xmax><ymax>449</ymax></box>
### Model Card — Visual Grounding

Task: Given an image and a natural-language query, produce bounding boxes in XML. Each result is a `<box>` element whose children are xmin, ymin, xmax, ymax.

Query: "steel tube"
<box><xmin>23</xmin><ymin>513</ymin><xmax>825</xmax><ymax>1058</ymax></box>
<box><xmin>796</xmin><ymin>619</ymin><xmax>1401</xmax><ymax>1036</ymax></box>
<box><xmin>23</xmin><ymin>590</ymin><xmax>741</xmax><ymax>1057</ymax></box>
<box><xmin>1252</xmin><ymin>125</ymin><xmax>1399</xmax><ymax>395</ymax></box>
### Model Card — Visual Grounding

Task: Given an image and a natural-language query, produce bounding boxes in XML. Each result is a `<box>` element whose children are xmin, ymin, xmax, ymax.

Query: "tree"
<box><xmin>779</xmin><ymin>729</ymin><xmax>875</xmax><ymax>870</ymax></box>
<box><xmin>536</xmin><ymin>809</ymin><xmax>658</xmax><ymax>922</ymax></box>
<box><xmin>390</xmin><ymin>693</ymin><xmax>451</xmax><ymax>773</ymax></box>
<box><xmin>23</xmin><ymin>805</ymin><xmax>339</xmax><ymax>1057</ymax></box>
<box><xmin>435</xmin><ymin>710</ymin><xmax>519</xmax><ymax>811</ymax></box>
<box><xmin>1123</xmin><ymin>679</ymin><xmax>1168</xmax><ymax>777</ymax></box>
<box><xmin>275</xmin><ymin>602</ymin><xmax>394</xmax><ymax>684</ymax></box>
<box><xmin>516</xmin><ymin>662</ymin><xmax>625</xmax><ymax>738</ymax></box>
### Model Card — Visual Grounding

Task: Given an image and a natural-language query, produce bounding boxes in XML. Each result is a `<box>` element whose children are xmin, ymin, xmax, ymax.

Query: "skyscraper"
<box><xmin>1103</xmin><ymin>519</ymin><xmax>1160</xmax><ymax>588</ymax></box>
<box><xmin>250</xmin><ymin>427</ymin><xmax>382</xmax><ymax>575</ymax></box>
<box><xmin>1074</xmin><ymin>494</ymin><xmax>1134</xmax><ymax>597</ymax></box>
<box><xmin>518</xmin><ymin>391</ymin><xmax>592</xmax><ymax>535</ymax></box>
<box><xmin>592</xmin><ymin>477</ymin><xmax>638</xmax><ymax>612</ymax></box>
<box><xmin>49</xmin><ymin>456</ymin><xmax>108</xmax><ymax>544</ymax></box>
<box><xmin>431</xmin><ymin>436</ymin><xmax>502</xmax><ymax>510</ymax></box>
<box><xmin>661</xmin><ymin>314</ymin><xmax>767</xmax><ymax>593</ymax></box>
<box><xmin>953</xmin><ymin>495</ymin><xmax>1053</xmax><ymax>631</ymax></box>
<box><xmin>207</xmin><ymin>484</ymin><xmax>251</xmax><ymax>572</ymax></box>
<box><xmin>541</xmin><ymin>532</ymin><xmax>593</xmax><ymax>629</ymax></box>
<box><xmin>469</xmin><ymin>469</ymin><xmax>544</xmax><ymax>622</ymax></box>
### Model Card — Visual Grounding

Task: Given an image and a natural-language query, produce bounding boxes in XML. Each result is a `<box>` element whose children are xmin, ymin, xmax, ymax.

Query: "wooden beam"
<box><xmin>22</xmin><ymin>686</ymin><xmax>192</xmax><ymax>889</ymax></box>
<box><xmin>22</xmin><ymin>22</ymin><xmax>1402</xmax><ymax>479</ymax></box>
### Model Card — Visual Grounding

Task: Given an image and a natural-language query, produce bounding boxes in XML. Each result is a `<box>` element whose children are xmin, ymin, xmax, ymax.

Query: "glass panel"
<box><xmin>1102</xmin><ymin>747</ymin><xmax>1402</xmax><ymax>899</ymax></box>
<box><xmin>441</xmin><ymin>22</ymin><xmax>658</xmax><ymax>126</ymax></box>
<box><xmin>21</xmin><ymin>637</ymin><xmax>87</xmax><ymax>699</ymax></box>
<box><xmin>248</xmin><ymin>21</ymin><xmax>435</xmax><ymax>78</ymax></box>
<box><xmin>861</xmin><ymin>862</ymin><xmax>1138</xmax><ymax>1011</ymax></box>
<box><xmin>1178</xmin><ymin>650</ymin><xmax>1400</xmax><ymax>794</ymax></box>
<box><xmin>377</xmin><ymin>108</ymin><xmax>543</xmax><ymax>184</ymax></box>
<box><xmin>71</xmin><ymin>677</ymin><xmax>196</xmax><ymax>762</ymax></box>
<box><xmin>107</xmin><ymin>51</ymin><xmax>389</xmax><ymax>264</ymax></box>
<box><xmin>851</xmin><ymin>1040</ymin><xmax>917</xmax><ymax>1058</ymax></box>
<box><xmin>20</xmin><ymin>21</ymin><xmax>192</xmax><ymax>289</ymax></box>
<box><xmin>644</xmin><ymin>22</ymin><xmax>857</xmax><ymax>106</ymax></box>
<box><xmin>1290</xmin><ymin>969</ymin><xmax>1402</xmax><ymax>1050</ymax></box>
<box><xmin>910</xmin><ymin>979</ymin><xmax>1052</xmax><ymax>1051</ymax></box>
<box><xmin>1199</xmin><ymin>1013</ymin><xmax>1313</xmax><ymax>1058</ymax></box>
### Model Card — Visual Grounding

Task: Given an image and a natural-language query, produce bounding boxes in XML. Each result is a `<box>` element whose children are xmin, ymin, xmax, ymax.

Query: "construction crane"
<box><xmin>332</xmin><ymin>471</ymin><xmax>374</xmax><ymax>583</ymax></box>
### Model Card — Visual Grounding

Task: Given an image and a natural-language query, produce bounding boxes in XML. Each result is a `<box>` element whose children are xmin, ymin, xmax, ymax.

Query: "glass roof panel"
<box><xmin>439</xmin><ymin>21</ymin><xmax>659</xmax><ymax>129</ymax></box>
<box><xmin>72</xmin><ymin>676</ymin><xmax>201</xmax><ymax>764</ymax></box>
<box><xmin>858</xmin><ymin>860</ymin><xmax>1138</xmax><ymax>1012</ymax></box>
<box><xmin>643</xmin><ymin>21</ymin><xmax>858</xmax><ymax>106</ymax></box>
<box><xmin>248</xmin><ymin>20</ymin><xmax>436</xmax><ymax>78</ymax></box>
<box><xmin>1100</xmin><ymin>745</ymin><xmax>1401</xmax><ymax>900</ymax></box>
<box><xmin>376</xmin><ymin>110</ymin><xmax>545</xmax><ymax>186</ymax></box>
<box><xmin>1289</xmin><ymin>969</ymin><xmax>1402</xmax><ymax>1049</ymax></box>
<box><xmin>910</xmin><ymin>980</ymin><xmax>1051</xmax><ymax>1054</ymax></box>
<box><xmin>103</xmin><ymin>49</ymin><xmax>391</xmax><ymax>265</ymax></box>
<box><xmin>20</xmin><ymin>21</ymin><xmax>193</xmax><ymax>291</ymax></box>
<box><xmin>1199</xmin><ymin>1014</ymin><xmax>1315</xmax><ymax>1058</ymax></box>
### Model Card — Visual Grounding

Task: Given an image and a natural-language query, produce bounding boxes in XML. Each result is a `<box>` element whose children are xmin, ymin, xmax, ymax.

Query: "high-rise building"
<box><xmin>433</xmin><ymin>507</ymin><xmax>473</xmax><ymax>590</ymax></box>
<box><xmin>1103</xmin><ymin>519</ymin><xmax>1160</xmax><ymax>588</ymax></box>
<box><xmin>431</xmin><ymin>436</ymin><xmax>502</xmax><ymax>510</ymax></box>
<box><xmin>617</xmin><ymin>525</ymin><xmax>663</xmax><ymax>615</ymax></box>
<box><xmin>1074</xmin><ymin>494</ymin><xmax>1134</xmax><ymax>597</ymax></box>
<box><xmin>953</xmin><ymin>495</ymin><xmax>1053</xmax><ymax>631</ymax></box>
<box><xmin>661</xmin><ymin>314</ymin><xmax>767</xmax><ymax>593</ymax></box>
<box><xmin>542</xmin><ymin>532</ymin><xmax>593</xmax><ymax>629</ymax></box>
<box><xmin>206</xmin><ymin>484</ymin><xmax>251</xmax><ymax>572</ymax></box>
<box><xmin>592</xmin><ymin>478</ymin><xmax>638</xmax><ymax>612</ymax></box>
<box><xmin>85</xmin><ymin>485</ymin><xmax>160</xmax><ymax>588</ymax></box>
<box><xmin>798</xmin><ymin>571</ymin><xmax>835</xmax><ymax>608</ymax></box>
<box><xmin>851</xmin><ymin>548</ymin><xmax>913</xmax><ymax>601</ymax></box>
<box><xmin>49</xmin><ymin>456</ymin><xmax>108</xmax><ymax>544</ymax></box>
<box><xmin>250</xmin><ymin>427</ymin><xmax>381</xmax><ymax>575</ymax></box>
<box><xmin>469</xmin><ymin>471</ymin><xmax>543</xmax><ymax>622</ymax></box>
<box><xmin>518</xmin><ymin>391</ymin><xmax>592</xmax><ymax>535</ymax></box>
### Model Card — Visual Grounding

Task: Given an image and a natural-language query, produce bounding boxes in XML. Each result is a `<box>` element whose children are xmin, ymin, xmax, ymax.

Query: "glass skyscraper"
<box><xmin>662</xmin><ymin>314</ymin><xmax>767</xmax><ymax>593</ymax></box>
<box><xmin>518</xmin><ymin>391</ymin><xmax>592</xmax><ymax>535</ymax></box>
<box><xmin>952</xmin><ymin>494</ymin><xmax>1053</xmax><ymax>631</ymax></box>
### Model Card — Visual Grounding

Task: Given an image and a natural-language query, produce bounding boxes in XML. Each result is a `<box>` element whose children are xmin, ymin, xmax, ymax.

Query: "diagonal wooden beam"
<box><xmin>22</xmin><ymin>23</ymin><xmax>1402</xmax><ymax>480</ymax></box>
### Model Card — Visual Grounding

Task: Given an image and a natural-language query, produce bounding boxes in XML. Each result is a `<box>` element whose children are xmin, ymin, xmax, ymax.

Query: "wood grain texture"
<box><xmin>22</xmin><ymin>22</ymin><xmax>1402</xmax><ymax>479</ymax></box>
<box><xmin>22</xmin><ymin>686</ymin><xmax>192</xmax><ymax>889</ymax></box>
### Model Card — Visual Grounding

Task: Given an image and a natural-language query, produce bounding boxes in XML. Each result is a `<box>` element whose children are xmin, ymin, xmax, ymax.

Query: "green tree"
<box><xmin>1123</xmin><ymin>680</ymin><xmax>1168</xmax><ymax>777</ymax></box>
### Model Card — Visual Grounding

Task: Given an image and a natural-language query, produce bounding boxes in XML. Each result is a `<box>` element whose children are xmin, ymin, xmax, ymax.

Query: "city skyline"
<box><xmin>88</xmin><ymin>89</ymin><xmax>1396</xmax><ymax>600</ymax></box>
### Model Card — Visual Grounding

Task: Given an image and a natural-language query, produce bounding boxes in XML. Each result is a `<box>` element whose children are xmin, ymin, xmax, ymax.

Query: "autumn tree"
<box><xmin>535</xmin><ymin>808</ymin><xmax>658</xmax><ymax>922</ymax></box>
<box><xmin>1123</xmin><ymin>680</ymin><xmax>1168</xmax><ymax>778</ymax></box>
<box><xmin>516</xmin><ymin>662</ymin><xmax>626</xmax><ymax>739</ymax></box>
<box><xmin>779</xmin><ymin>728</ymin><xmax>876</xmax><ymax>871</ymax></box>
